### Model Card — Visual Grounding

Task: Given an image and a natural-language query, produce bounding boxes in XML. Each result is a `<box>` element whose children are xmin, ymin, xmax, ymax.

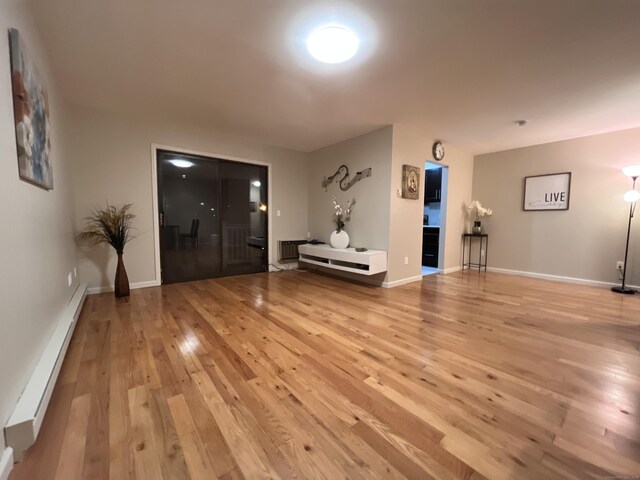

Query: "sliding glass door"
<box><xmin>157</xmin><ymin>150</ymin><xmax>268</xmax><ymax>284</ymax></box>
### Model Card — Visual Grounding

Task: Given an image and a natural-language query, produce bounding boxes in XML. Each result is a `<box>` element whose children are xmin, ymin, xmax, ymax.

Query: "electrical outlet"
<box><xmin>307</xmin><ymin>232</ymin><xmax>311</xmax><ymax>238</ymax></box>
<box><xmin>404</xmin><ymin>256</ymin><xmax>409</xmax><ymax>265</ymax></box>
<box><xmin>617</xmin><ymin>261</ymin><xmax>624</xmax><ymax>270</ymax></box>
<box><xmin>67</xmin><ymin>272</ymin><xmax>73</xmax><ymax>287</ymax></box>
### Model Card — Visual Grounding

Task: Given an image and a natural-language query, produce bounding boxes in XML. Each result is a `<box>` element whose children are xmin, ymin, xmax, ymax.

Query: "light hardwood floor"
<box><xmin>10</xmin><ymin>270</ymin><xmax>640</xmax><ymax>480</ymax></box>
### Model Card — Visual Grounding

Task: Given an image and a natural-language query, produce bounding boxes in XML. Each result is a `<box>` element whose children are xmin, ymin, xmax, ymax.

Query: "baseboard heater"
<box><xmin>4</xmin><ymin>283</ymin><xmax>87</xmax><ymax>461</ymax></box>
<box><xmin>278</xmin><ymin>240</ymin><xmax>307</xmax><ymax>261</ymax></box>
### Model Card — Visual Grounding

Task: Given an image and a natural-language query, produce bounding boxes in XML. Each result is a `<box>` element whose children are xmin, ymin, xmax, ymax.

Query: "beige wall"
<box><xmin>307</xmin><ymin>127</ymin><xmax>393</xmax><ymax>250</ymax></box>
<box><xmin>0</xmin><ymin>0</ymin><xmax>78</xmax><ymax>453</ymax></box>
<box><xmin>69</xmin><ymin>104</ymin><xmax>309</xmax><ymax>290</ymax></box>
<box><xmin>306</xmin><ymin>127</ymin><xmax>392</xmax><ymax>284</ymax></box>
<box><xmin>473</xmin><ymin>127</ymin><xmax>640</xmax><ymax>286</ymax></box>
<box><xmin>389</xmin><ymin>124</ymin><xmax>474</xmax><ymax>283</ymax></box>
<box><xmin>307</xmin><ymin>124</ymin><xmax>474</xmax><ymax>286</ymax></box>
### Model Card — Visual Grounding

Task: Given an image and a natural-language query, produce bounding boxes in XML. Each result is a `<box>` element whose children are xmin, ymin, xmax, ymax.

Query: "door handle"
<box><xmin>160</xmin><ymin>212</ymin><xmax>165</xmax><ymax>227</ymax></box>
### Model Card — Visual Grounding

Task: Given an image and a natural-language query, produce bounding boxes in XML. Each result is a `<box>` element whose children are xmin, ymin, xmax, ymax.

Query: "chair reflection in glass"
<box><xmin>180</xmin><ymin>218</ymin><xmax>200</xmax><ymax>248</ymax></box>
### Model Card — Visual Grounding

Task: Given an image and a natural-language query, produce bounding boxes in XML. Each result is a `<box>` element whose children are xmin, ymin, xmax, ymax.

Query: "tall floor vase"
<box><xmin>115</xmin><ymin>252</ymin><xmax>130</xmax><ymax>297</ymax></box>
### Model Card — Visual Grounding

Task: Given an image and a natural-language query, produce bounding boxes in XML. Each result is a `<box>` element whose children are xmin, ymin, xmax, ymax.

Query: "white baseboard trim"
<box><xmin>382</xmin><ymin>275</ymin><xmax>424</xmax><ymax>288</ymax></box>
<box><xmin>0</xmin><ymin>448</ymin><xmax>13</xmax><ymax>480</ymax></box>
<box><xmin>87</xmin><ymin>279</ymin><xmax>161</xmax><ymax>295</ymax></box>
<box><xmin>442</xmin><ymin>266</ymin><xmax>462</xmax><ymax>274</ymax></box>
<box><xmin>4</xmin><ymin>284</ymin><xmax>87</xmax><ymax>461</ymax></box>
<box><xmin>486</xmin><ymin>267</ymin><xmax>640</xmax><ymax>289</ymax></box>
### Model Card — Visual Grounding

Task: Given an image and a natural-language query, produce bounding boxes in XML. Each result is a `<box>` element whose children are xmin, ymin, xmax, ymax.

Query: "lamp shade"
<box><xmin>624</xmin><ymin>189</ymin><xmax>640</xmax><ymax>203</ymax></box>
<box><xmin>622</xmin><ymin>165</ymin><xmax>640</xmax><ymax>177</ymax></box>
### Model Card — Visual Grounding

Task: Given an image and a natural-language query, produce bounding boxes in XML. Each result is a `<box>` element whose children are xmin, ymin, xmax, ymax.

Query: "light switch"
<box><xmin>276</xmin><ymin>210</ymin><xmax>281</xmax><ymax>217</ymax></box>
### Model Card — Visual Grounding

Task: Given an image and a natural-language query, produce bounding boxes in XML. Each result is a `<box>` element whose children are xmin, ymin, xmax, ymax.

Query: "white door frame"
<box><xmin>437</xmin><ymin>164</ymin><xmax>448</xmax><ymax>271</ymax></box>
<box><xmin>150</xmin><ymin>143</ymin><xmax>273</xmax><ymax>285</ymax></box>
<box><xmin>424</xmin><ymin>161</ymin><xmax>448</xmax><ymax>273</ymax></box>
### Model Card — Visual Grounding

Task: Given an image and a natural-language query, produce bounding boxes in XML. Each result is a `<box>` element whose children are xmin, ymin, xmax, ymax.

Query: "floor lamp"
<box><xmin>612</xmin><ymin>165</ymin><xmax>640</xmax><ymax>294</ymax></box>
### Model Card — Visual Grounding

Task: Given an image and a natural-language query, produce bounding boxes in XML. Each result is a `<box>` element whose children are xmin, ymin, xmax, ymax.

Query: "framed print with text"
<box><xmin>523</xmin><ymin>172</ymin><xmax>571</xmax><ymax>211</ymax></box>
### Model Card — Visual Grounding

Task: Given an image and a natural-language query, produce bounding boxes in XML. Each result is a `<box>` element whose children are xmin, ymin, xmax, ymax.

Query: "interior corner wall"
<box><xmin>473</xmin><ymin>127</ymin><xmax>640</xmax><ymax>286</ymax></box>
<box><xmin>67</xmin><ymin>104</ymin><xmax>309</xmax><ymax>290</ymax></box>
<box><xmin>306</xmin><ymin>126</ymin><xmax>393</xmax><ymax>283</ymax></box>
<box><xmin>0</xmin><ymin>0</ymin><xmax>78</xmax><ymax>455</ymax></box>
<box><xmin>389</xmin><ymin>124</ymin><xmax>474</xmax><ymax>283</ymax></box>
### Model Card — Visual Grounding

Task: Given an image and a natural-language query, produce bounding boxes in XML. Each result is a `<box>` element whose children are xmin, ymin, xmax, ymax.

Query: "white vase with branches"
<box><xmin>330</xmin><ymin>196</ymin><xmax>356</xmax><ymax>249</ymax></box>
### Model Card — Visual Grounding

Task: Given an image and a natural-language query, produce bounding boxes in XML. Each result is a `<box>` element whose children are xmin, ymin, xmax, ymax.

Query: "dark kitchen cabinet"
<box><xmin>424</xmin><ymin>168</ymin><xmax>442</xmax><ymax>204</ymax></box>
<box><xmin>422</xmin><ymin>227</ymin><xmax>439</xmax><ymax>267</ymax></box>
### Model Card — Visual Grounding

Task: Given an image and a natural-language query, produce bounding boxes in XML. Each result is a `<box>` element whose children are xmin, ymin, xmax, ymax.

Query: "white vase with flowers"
<box><xmin>467</xmin><ymin>200</ymin><xmax>493</xmax><ymax>234</ymax></box>
<box><xmin>330</xmin><ymin>196</ymin><xmax>356</xmax><ymax>248</ymax></box>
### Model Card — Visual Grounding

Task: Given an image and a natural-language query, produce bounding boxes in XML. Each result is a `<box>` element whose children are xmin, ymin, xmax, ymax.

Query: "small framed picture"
<box><xmin>401</xmin><ymin>165</ymin><xmax>420</xmax><ymax>200</ymax></box>
<box><xmin>523</xmin><ymin>172</ymin><xmax>571</xmax><ymax>211</ymax></box>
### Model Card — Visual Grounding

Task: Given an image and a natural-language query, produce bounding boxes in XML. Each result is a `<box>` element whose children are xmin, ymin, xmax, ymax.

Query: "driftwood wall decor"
<box><xmin>322</xmin><ymin>164</ymin><xmax>372</xmax><ymax>191</ymax></box>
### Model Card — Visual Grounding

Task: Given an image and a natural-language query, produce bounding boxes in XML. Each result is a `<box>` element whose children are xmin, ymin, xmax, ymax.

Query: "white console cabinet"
<box><xmin>298</xmin><ymin>244</ymin><xmax>387</xmax><ymax>275</ymax></box>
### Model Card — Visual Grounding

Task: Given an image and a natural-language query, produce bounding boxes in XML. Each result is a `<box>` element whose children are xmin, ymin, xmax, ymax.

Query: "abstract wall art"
<box><xmin>9</xmin><ymin>28</ymin><xmax>53</xmax><ymax>190</ymax></box>
<box><xmin>322</xmin><ymin>164</ymin><xmax>372</xmax><ymax>191</ymax></box>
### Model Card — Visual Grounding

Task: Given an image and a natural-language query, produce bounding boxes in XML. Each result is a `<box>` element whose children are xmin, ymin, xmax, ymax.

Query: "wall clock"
<box><xmin>432</xmin><ymin>141</ymin><xmax>445</xmax><ymax>161</ymax></box>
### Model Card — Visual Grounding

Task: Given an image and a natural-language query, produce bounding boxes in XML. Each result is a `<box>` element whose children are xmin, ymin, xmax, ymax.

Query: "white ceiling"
<box><xmin>28</xmin><ymin>0</ymin><xmax>640</xmax><ymax>154</ymax></box>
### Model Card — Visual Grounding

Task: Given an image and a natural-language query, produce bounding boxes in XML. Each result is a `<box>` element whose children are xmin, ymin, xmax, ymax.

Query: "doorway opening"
<box><xmin>156</xmin><ymin>149</ymin><xmax>268</xmax><ymax>284</ymax></box>
<box><xmin>422</xmin><ymin>161</ymin><xmax>448</xmax><ymax>276</ymax></box>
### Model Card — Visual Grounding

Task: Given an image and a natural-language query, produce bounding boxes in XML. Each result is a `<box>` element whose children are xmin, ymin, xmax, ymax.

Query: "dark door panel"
<box><xmin>157</xmin><ymin>150</ymin><xmax>268</xmax><ymax>284</ymax></box>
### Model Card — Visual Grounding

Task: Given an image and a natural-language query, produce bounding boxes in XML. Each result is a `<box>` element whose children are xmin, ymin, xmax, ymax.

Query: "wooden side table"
<box><xmin>462</xmin><ymin>233</ymin><xmax>488</xmax><ymax>271</ymax></box>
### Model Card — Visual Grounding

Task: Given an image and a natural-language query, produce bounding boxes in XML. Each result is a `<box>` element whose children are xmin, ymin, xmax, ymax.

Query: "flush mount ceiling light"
<box><xmin>306</xmin><ymin>25</ymin><xmax>359</xmax><ymax>64</ymax></box>
<box><xmin>168</xmin><ymin>159</ymin><xmax>194</xmax><ymax>168</ymax></box>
